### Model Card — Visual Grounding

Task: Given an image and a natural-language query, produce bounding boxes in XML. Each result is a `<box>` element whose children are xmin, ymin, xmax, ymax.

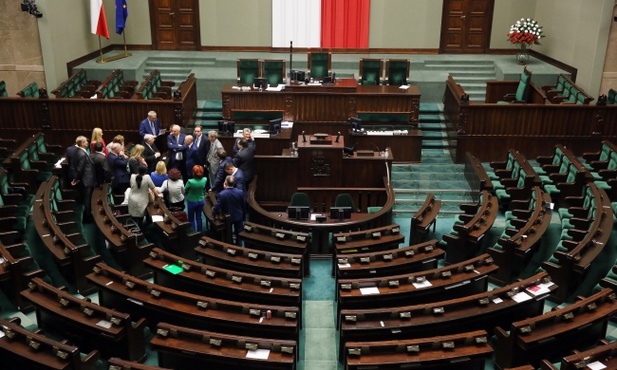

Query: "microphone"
<box><xmin>302</xmin><ymin>131</ymin><xmax>307</xmax><ymax>142</ymax></box>
<box><xmin>371</xmin><ymin>142</ymin><xmax>380</xmax><ymax>153</ymax></box>
<box><xmin>335</xmin><ymin>131</ymin><xmax>341</xmax><ymax>143</ymax></box>
<box><xmin>343</xmin><ymin>143</ymin><xmax>356</xmax><ymax>156</ymax></box>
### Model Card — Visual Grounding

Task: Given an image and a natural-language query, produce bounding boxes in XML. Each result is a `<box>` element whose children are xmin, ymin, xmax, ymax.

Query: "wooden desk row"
<box><xmin>339</xmin><ymin>272</ymin><xmax>554</xmax><ymax>362</ymax></box>
<box><xmin>87</xmin><ymin>262</ymin><xmax>301</xmax><ymax>342</ymax></box>
<box><xmin>337</xmin><ymin>253</ymin><xmax>498</xmax><ymax>315</ymax></box>
<box><xmin>0</xmin><ymin>317</ymin><xmax>99</xmax><ymax>370</ymax></box>
<box><xmin>197</xmin><ymin>236</ymin><xmax>304</xmax><ymax>278</ymax></box>
<box><xmin>543</xmin><ymin>183</ymin><xmax>613</xmax><ymax>302</ymax></box>
<box><xmin>442</xmin><ymin>190</ymin><xmax>499</xmax><ymax>264</ymax></box>
<box><xmin>146</xmin><ymin>247</ymin><xmax>302</xmax><ymax>307</ymax></box>
<box><xmin>20</xmin><ymin>277</ymin><xmax>147</xmax><ymax>361</ymax></box>
<box><xmin>32</xmin><ymin>175</ymin><xmax>101</xmax><ymax>295</ymax></box>
<box><xmin>494</xmin><ymin>288</ymin><xmax>617</xmax><ymax>369</ymax></box>
<box><xmin>92</xmin><ymin>184</ymin><xmax>153</xmax><ymax>278</ymax></box>
<box><xmin>488</xmin><ymin>187</ymin><xmax>553</xmax><ymax>286</ymax></box>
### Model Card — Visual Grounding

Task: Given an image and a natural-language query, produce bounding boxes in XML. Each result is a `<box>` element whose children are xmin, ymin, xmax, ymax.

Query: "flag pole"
<box><xmin>96</xmin><ymin>35</ymin><xmax>105</xmax><ymax>63</ymax></box>
<box><xmin>99</xmin><ymin>27</ymin><xmax>132</xmax><ymax>63</ymax></box>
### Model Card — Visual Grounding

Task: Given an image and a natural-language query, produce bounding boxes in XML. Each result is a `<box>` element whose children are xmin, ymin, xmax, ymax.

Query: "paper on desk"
<box><xmin>511</xmin><ymin>292</ymin><xmax>532</xmax><ymax>303</ymax></box>
<box><xmin>587</xmin><ymin>361</ymin><xmax>607</xmax><ymax>370</ymax></box>
<box><xmin>399</xmin><ymin>85</ymin><xmax>410</xmax><ymax>89</ymax></box>
<box><xmin>360</xmin><ymin>287</ymin><xmax>380</xmax><ymax>295</ymax></box>
<box><xmin>246</xmin><ymin>348</ymin><xmax>271</xmax><ymax>360</ymax></box>
<box><xmin>96</xmin><ymin>320</ymin><xmax>112</xmax><ymax>329</ymax></box>
<box><xmin>338</xmin><ymin>263</ymin><xmax>351</xmax><ymax>269</ymax></box>
<box><xmin>151</xmin><ymin>215</ymin><xmax>164</xmax><ymax>222</ymax></box>
<box><xmin>412</xmin><ymin>280</ymin><xmax>433</xmax><ymax>289</ymax></box>
<box><xmin>265</xmin><ymin>84</ymin><xmax>285</xmax><ymax>91</ymax></box>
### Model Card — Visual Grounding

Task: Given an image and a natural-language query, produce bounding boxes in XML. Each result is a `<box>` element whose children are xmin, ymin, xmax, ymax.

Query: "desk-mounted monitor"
<box><xmin>350</xmin><ymin>117</ymin><xmax>363</xmax><ymax>133</ymax></box>
<box><xmin>217</xmin><ymin>120</ymin><xmax>235</xmax><ymax>136</ymax></box>
<box><xmin>290</xmin><ymin>70</ymin><xmax>305</xmax><ymax>83</ymax></box>
<box><xmin>253</xmin><ymin>78</ymin><xmax>268</xmax><ymax>90</ymax></box>
<box><xmin>330</xmin><ymin>206</ymin><xmax>352</xmax><ymax>221</ymax></box>
<box><xmin>269</xmin><ymin>118</ymin><xmax>282</xmax><ymax>136</ymax></box>
<box><xmin>287</xmin><ymin>206</ymin><xmax>310</xmax><ymax>220</ymax></box>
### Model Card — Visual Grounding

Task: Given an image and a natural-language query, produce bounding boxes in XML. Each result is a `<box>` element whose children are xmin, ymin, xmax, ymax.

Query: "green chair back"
<box><xmin>386</xmin><ymin>59</ymin><xmax>409</xmax><ymax>86</ymax></box>
<box><xmin>237</xmin><ymin>59</ymin><xmax>260</xmax><ymax>85</ymax></box>
<box><xmin>359</xmin><ymin>59</ymin><xmax>383</xmax><ymax>85</ymax></box>
<box><xmin>0</xmin><ymin>81</ymin><xmax>8</xmax><ymax>97</ymax></box>
<box><xmin>334</xmin><ymin>193</ymin><xmax>354</xmax><ymax>209</ymax></box>
<box><xmin>263</xmin><ymin>59</ymin><xmax>285</xmax><ymax>85</ymax></box>
<box><xmin>308</xmin><ymin>52</ymin><xmax>331</xmax><ymax>79</ymax></box>
<box><xmin>290</xmin><ymin>192</ymin><xmax>310</xmax><ymax>207</ymax></box>
<box><xmin>608</xmin><ymin>89</ymin><xmax>617</xmax><ymax>104</ymax></box>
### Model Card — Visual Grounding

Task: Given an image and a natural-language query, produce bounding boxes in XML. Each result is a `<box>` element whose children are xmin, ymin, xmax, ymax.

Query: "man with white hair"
<box><xmin>143</xmin><ymin>133</ymin><xmax>161</xmax><ymax>173</ymax></box>
<box><xmin>167</xmin><ymin>124</ymin><xmax>186</xmax><ymax>173</ymax></box>
<box><xmin>139</xmin><ymin>110</ymin><xmax>160</xmax><ymax>141</ymax></box>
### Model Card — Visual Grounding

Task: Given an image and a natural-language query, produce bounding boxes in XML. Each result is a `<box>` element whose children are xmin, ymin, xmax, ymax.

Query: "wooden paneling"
<box><xmin>221</xmin><ymin>81</ymin><xmax>420</xmax><ymax>125</ymax></box>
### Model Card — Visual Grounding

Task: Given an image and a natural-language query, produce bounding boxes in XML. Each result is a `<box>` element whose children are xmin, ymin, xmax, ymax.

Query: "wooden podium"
<box><xmin>297</xmin><ymin>134</ymin><xmax>345</xmax><ymax>187</ymax></box>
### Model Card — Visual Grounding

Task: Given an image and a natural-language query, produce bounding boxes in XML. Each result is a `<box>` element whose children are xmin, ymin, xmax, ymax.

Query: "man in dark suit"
<box><xmin>211</xmin><ymin>175</ymin><xmax>245</xmax><ymax>246</ymax></box>
<box><xmin>224</xmin><ymin>161</ymin><xmax>245</xmax><ymax>193</ymax></box>
<box><xmin>90</xmin><ymin>142</ymin><xmax>110</xmax><ymax>187</ymax></box>
<box><xmin>184</xmin><ymin>135</ymin><xmax>200</xmax><ymax>179</ymax></box>
<box><xmin>208</xmin><ymin>150</ymin><xmax>232</xmax><ymax>194</ymax></box>
<box><xmin>65</xmin><ymin>139</ymin><xmax>79</xmax><ymax>180</ymax></box>
<box><xmin>143</xmin><ymin>134</ymin><xmax>161</xmax><ymax>173</ymax></box>
<box><xmin>107</xmin><ymin>142</ymin><xmax>130</xmax><ymax>196</ymax></box>
<box><xmin>71</xmin><ymin>136</ymin><xmax>95</xmax><ymax>222</ymax></box>
<box><xmin>139</xmin><ymin>110</ymin><xmax>160</xmax><ymax>142</ymax></box>
<box><xmin>233</xmin><ymin>138</ymin><xmax>255</xmax><ymax>185</ymax></box>
<box><xmin>192</xmin><ymin>124</ymin><xmax>210</xmax><ymax>168</ymax></box>
<box><xmin>167</xmin><ymin>124</ymin><xmax>186</xmax><ymax>173</ymax></box>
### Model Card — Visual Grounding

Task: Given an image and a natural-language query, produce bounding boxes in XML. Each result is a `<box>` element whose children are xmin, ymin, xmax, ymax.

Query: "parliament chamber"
<box><xmin>2</xmin><ymin>33</ymin><xmax>617</xmax><ymax>370</ymax></box>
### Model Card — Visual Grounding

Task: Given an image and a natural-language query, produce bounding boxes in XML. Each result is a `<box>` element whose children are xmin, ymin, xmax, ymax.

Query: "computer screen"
<box><xmin>217</xmin><ymin>120</ymin><xmax>235</xmax><ymax>136</ymax></box>
<box><xmin>350</xmin><ymin>117</ymin><xmax>362</xmax><ymax>132</ymax></box>
<box><xmin>253</xmin><ymin>78</ymin><xmax>268</xmax><ymax>90</ymax></box>
<box><xmin>269</xmin><ymin>118</ymin><xmax>282</xmax><ymax>136</ymax></box>
<box><xmin>330</xmin><ymin>206</ymin><xmax>352</xmax><ymax>220</ymax></box>
<box><xmin>290</xmin><ymin>70</ymin><xmax>306</xmax><ymax>83</ymax></box>
<box><xmin>287</xmin><ymin>206</ymin><xmax>310</xmax><ymax>220</ymax></box>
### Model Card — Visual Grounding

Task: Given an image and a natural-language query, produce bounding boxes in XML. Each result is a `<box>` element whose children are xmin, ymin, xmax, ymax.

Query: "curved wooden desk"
<box><xmin>247</xmin><ymin>176</ymin><xmax>395</xmax><ymax>254</ymax></box>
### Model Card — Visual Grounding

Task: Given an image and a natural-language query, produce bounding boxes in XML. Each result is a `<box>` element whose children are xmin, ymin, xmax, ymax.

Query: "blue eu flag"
<box><xmin>115</xmin><ymin>0</ymin><xmax>128</xmax><ymax>35</ymax></box>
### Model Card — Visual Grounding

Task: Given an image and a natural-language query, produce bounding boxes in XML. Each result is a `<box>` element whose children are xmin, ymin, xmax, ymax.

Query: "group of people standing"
<box><xmin>68</xmin><ymin>110</ymin><xmax>255</xmax><ymax>244</ymax></box>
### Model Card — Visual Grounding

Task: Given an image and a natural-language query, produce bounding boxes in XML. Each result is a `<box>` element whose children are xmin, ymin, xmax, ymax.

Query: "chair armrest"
<box><xmin>0</xmin><ymin>205</ymin><xmax>20</xmax><ymax>218</ymax></box>
<box><xmin>458</xmin><ymin>203</ymin><xmax>479</xmax><ymax>214</ymax></box>
<box><xmin>568</xmin><ymin>218</ymin><xmax>592</xmax><ymax>230</ymax></box>
<box><xmin>510</xmin><ymin>209</ymin><xmax>533</xmax><ymax>219</ymax></box>
<box><xmin>548</xmin><ymin>173</ymin><xmax>567</xmax><ymax>183</ymax></box>
<box><xmin>509</xmin><ymin>218</ymin><xmax>528</xmax><ymax>229</ymax></box>
<box><xmin>598</xmin><ymin>168</ymin><xmax>617</xmax><ymax>180</ymax></box>
<box><xmin>565</xmin><ymin>228</ymin><xmax>588</xmax><ymax>241</ymax></box>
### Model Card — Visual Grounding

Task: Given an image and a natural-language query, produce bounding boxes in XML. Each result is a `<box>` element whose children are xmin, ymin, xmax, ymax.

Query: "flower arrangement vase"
<box><xmin>516</xmin><ymin>44</ymin><xmax>530</xmax><ymax>65</ymax></box>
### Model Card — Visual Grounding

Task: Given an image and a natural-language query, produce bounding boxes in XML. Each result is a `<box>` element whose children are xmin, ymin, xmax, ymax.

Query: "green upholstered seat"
<box><xmin>237</xmin><ymin>59</ymin><xmax>261</xmax><ymax>85</ymax></box>
<box><xmin>334</xmin><ymin>193</ymin><xmax>354</xmax><ymax>209</ymax></box>
<box><xmin>385</xmin><ymin>59</ymin><xmax>409</xmax><ymax>86</ymax></box>
<box><xmin>18</xmin><ymin>82</ymin><xmax>39</xmax><ymax>98</ymax></box>
<box><xmin>608</xmin><ymin>89</ymin><xmax>617</xmax><ymax>105</ymax></box>
<box><xmin>0</xmin><ymin>80</ymin><xmax>8</xmax><ymax>97</ymax></box>
<box><xmin>263</xmin><ymin>59</ymin><xmax>286</xmax><ymax>85</ymax></box>
<box><xmin>359</xmin><ymin>58</ymin><xmax>383</xmax><ymax>85</ymax></box>
<box><xmin>290</xmin><ymin>192</ymin><xmax>310</xmax><ymax>208</ymax></box>
<box><xmin>308</xmin><ymin>52</ymin><xmax>331</xmax><ymax>80</ymax></box>
<box><xmin>497</xmin><ymin>67</ymin><xmax>532</xmax><ymax>104</ymax></box>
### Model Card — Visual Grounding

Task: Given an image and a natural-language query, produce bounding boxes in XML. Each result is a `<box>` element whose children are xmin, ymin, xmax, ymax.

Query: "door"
<box><xmin>150</xmin><ymin>0</ymin><xmax>201</xmax><ymax>50</ymax></box>
<box><xmin>439</xmin><ymin>0</ymin><xmax>494</xmax><ymax>54</ymax></box>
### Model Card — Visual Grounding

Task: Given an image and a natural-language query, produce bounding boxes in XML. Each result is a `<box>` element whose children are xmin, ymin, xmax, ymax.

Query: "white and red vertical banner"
<box><xmin>91</xmin><ymin>0</ymin><xmax>110</xmax><ymax>39</ymax></box>
<box><xmin>272</xmin><ymin>0</ymin><xmax>370</xmax><ymax>48</ymax></box>
<box><xmin>321</xmin><ymin>0</ymin><xmax>369</xmax><ymax>48</ymax></box>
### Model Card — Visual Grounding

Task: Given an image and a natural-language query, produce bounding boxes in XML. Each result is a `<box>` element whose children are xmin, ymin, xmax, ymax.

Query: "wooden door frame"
<box><xmin>439</xmin><ymin>0</ymin><xmax>495</xmax><ymax>54</ymax></box>
<box><xmin>148</xmin><ymin>0</ymin><xmax>202</xmax><ymax>51</ymax></box>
